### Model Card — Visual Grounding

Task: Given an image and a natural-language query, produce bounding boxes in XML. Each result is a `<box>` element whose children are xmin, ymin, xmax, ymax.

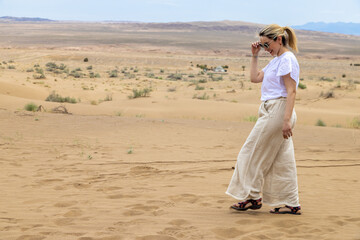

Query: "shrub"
<box><xmin>24</xmin><ymin>103</ymin><xmax>38</xmax><ymax>112</ymax></box>
<box><xmin>128</xmin><ymin>88</ymin><xmax>152</xmax><ymax>99</ymax></box>
<box><xmin>167</xmin><ymin>73</ymin><xmax>183</xmax><ymax>81</ymax></box>
<box><xmin>167</xmin><ymin>87</ymin><xmax>177</xmax><ymax>92</ymax></box>
<box><xmin>69</xmin><ymin>70</ymin><xmax>83</xmax><ymax>78</ymax></box>
<box><xmin>320</xmin><ymin>91</ymin><xmax>334</xmax><ymax>99</ymax></box>
<box><xmin>104</xmin><ymin>94</ymin><xmax>113</xmax><ymax>101</ymax></box>
<box><xmin>45</xmin><ymin>62</ymin><xmax>67</xmax><ymax>73</ymax></box>
<box><xmin>195</xmin><ymin>84</ymin><xmax>205</xmax><ymax>90</ymax></box>
<box><xmin>145</xmin><ymin>72</ymin><xmax>156</xmax><ymax>78</ymax></box>
<box><xmin>84</xmin><ymin>58</ymin><xmax>89</xmax><ymax>62</ymax></box>
<box><xmin>320</xmin><ymin>77</ymin><xmax>333</xmax><ymax>82</ymax></box>
<box><xmin>298</xmin><ymin>82</ymin><xmax>306</xmax><ymax>89</ymax></box>
<box><xmin>109</xmin><ymin>70</ymin><xmax>118</xmax><ymax>78</ymax></box>
<box><xmin>193</xmin><ymin>93</ymin><xmax>209</xmax><ymax>100</ymax></box>
<box><xmin>87</xmin><ymin>65</ymin><xmax>93</xmax><ymax>70</ymax></box>
<box><xmin>211</xmin><ymin>75</ymin><xmax>223</xmax><ymax>81</ymax></box>
<box><xmin>8</xmin><ymin>65</ymin><xmax>16</xmax><ymax>69</ymax></box>
<box><xmin>46</xmin><ymin>92</ymin><xmax>77</xmax><ymax>104</ymax></box>
<box><xmin>316</xmin><ymin>119</ymin><xmax>326</xmax><ymax>127</ymax></box>
<box><xmin>350</xmin><ymin>117</ymin><xmax>360</xmax><ymax>129</ymax></box>
<box><xmin>33</xmin><ymin>72</ymin><xmax>46</xmax><ymax>79</ymax></box>
<box><xmin>244</xmin><ymin>115</ymin><xmax>258</xmax><ymax>122</ymax></box>
<box><xmin>89</xmin><ymin>72</ymin><xmax>100</xmax><ymax>78</ymax></box>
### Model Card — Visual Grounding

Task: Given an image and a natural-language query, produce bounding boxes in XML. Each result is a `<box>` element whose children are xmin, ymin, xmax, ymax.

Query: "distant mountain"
<box><xmin>293</xmin><ymin>22</ymin><xmax>360</xmax><ymax>36</ymax></box>
<box><xmin>0</xmin><ymin>16</ymin><xmax>55</xmax><ymax>22</ymax></box>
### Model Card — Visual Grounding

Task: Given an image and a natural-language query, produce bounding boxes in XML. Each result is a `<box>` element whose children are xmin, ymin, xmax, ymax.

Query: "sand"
<box><xmin>0</xmin><ymin>22</ymin><xmax>360</xmax><ymax>239</ymax></box>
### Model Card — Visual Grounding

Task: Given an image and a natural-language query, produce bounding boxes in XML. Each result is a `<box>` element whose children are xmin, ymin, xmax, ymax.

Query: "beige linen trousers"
<box><xmin>226</xmin><ymin>98</ymin><xmax>300</xmax><ymax>207</ymax></box>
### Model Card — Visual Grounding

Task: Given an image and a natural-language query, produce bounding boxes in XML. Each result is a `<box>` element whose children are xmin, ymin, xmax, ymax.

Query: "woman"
<box><xmin>226</xmin><ymin>24</ymin><xmax>301</xmax><ymax>215</ymax></box>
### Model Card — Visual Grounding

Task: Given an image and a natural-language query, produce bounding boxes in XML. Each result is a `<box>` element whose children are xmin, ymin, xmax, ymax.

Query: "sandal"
<box><xmin>230</xmin><ymin>198</ymin><xmax>262</xmax><ymax>211</ymax></box>
<box><xmin>270</xmin><ymin>205</ymin><xmax>301</xmax><ymax>215</ymax></box>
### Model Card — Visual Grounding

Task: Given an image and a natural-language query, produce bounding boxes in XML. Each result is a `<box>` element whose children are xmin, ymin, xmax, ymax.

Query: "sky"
<box><xmin>0</xmin><ymin>0</ymin><xmax>359</xmax><ymax>26</ymax></box>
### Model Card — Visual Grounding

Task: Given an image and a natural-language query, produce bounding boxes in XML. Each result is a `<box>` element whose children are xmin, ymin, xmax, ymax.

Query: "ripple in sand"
<box><xmin>136</xmin><ymin>235</ymin><xmax>177</xmax><ymax>240</ymax></box>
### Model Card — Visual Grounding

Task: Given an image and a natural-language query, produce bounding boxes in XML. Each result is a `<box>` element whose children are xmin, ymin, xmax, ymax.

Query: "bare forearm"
<box><xmin>284</xmin><ymin>91</ymin><xmax>296</xmax><ymax>122</ymax></box>
<box><xmin>250</xmin><ymin>56</ymin><xmax>259</xmax><ymax>82</ymax></box>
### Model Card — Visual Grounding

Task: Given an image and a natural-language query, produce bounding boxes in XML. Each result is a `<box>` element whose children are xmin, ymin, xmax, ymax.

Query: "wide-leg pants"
<box><xmin>226</xmin><ymin>98</ymin><xmax>300</xmax><ymax>207</ymax></box>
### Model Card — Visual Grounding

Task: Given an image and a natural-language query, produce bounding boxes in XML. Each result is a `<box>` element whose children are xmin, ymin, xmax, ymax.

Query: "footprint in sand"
<box><xmin>168</xmin><ymin>219</ymin><xmax>190</xmax><ymax>227</ymax></box>
<box><xmin>73</xmin><ymin>182</ymin><xmax>91</xmax><ymax>189</ymax></box>
<box><xmin>130</xmin><ymin>166</ymin><xmax>161</xmax><ymax>176</ymax></box>
<box><xmin>54</xmin><ymin>201</ymin><xmax>78</xmax><ymax>208</ymax></box>
<box><xmin>126</xmin><ymin>203</ymin><xmax>159</xmax><ymax>211</ymax></box>
<box><xmin>15</xmin><ymin>235</ymin><xmax>45</xmax><ymax>240</ymax></box>
<box><xmin>211</xmin><ymin>227</ymin><xmax>244</xmax><ymax>239</ymax></box>
<box><xmin>136</xmin><ymin>235</ymin><xmax>177</xmax><ymax>240</ymax></box>
<box><xmin>54</xmin><ymin>218</ymin><xmax>74</xmax><ymax>226</ymax></box>
<box><xmin>96</xmin><ymin>237</ymin><xmax>124</xmax><ymax>240</ymax></box>
<box><xmin>77</xmin><ymin>237</ymin><xmax>95</xmax><ymax>240</ymax></box>
<box><xmin>63</xmin><ymin>209</ymin><xmax>83</xmax><ymax>218</ymax></box>
<box><xmin>169</xmin><ymin>194</ymin><xmax>200</xmax><ymax>204</ymax></box>
<box><xmin>107</xmin><ymin>193</ymin><xmax>137</xmax><ymax>199</ymax></box>
<box><xmin>122</xmin><ymin>210</ymin><xmax>144</xmax><ymax>216</ymax></box>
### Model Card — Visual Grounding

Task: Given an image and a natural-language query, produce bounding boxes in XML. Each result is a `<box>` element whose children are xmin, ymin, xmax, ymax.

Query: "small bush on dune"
<box><xmin>351</xmin><ymin>117</ymin><xmax>360</xmax><ymax>129</ymax></box>
<box><xmin>193</xmin><ymin>93</ymin><xmax>209</xmax><ymax>100</ymax></box>
<box><xmin>244</xmin><ymin>115</ymin><xmax>258</xmax><ymax>122</ymax></box>
<box><xmin>298</xmin><ymin>82</ymin><xmax>306</xmax><ymax>89</ymax></box>
<box><xmin>128</xmin><ymin>88</ymin><xmax>152</xmax><ymax>99</ymax></box>
<box><xmin>24</xmin><ymin>103</ymin><xmax>38</xmax><ymax>112</ymax></box>
<box><xmin>46</xmin><ymin>91</ymin><xmax>77</xmax><ymax>104</ymax></box>
<box><xmin>109</xmin><ymin>70</ymin><xmax>118</xmax><ymax>78</ymax></box>
<box><xmin>316</xmin><ymin>119</ymin><xmax>326</xmax><ymax>127</ymax></box>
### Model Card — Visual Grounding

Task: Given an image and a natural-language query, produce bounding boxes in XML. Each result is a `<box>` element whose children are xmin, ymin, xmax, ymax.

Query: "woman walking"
<box><xmin>226</xmin><ymin>24</ymin><xmax>301</xmax><ymax>215</ymax></box>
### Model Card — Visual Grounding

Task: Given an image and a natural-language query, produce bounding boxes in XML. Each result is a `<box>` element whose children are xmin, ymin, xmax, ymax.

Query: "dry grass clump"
<box><xmin>244</xmin><ymin>115</ymin><xmax>258</xmax><ymax>122</ymax></box>
<box><xmin>320</xmin><ymin>90</ymin><xmax>334</xmax><ymax>99</ymax></box>
<box><xmin>46</xmin><ymin>91</ymin><xmax>77</xmax><ymax>104</ymax></box>
<box><xmin>350</xmin><ymin>117</ymin><xmax>360</xmax><ymax>129</ymax></box>
<box><xmin>128</xmin><ymin>88</ymin><xmax>152</xmax><ymax>99</ymax></box>
<box><xmin>24</xmin><ymin>103</ymin><xmax>38</xmax><ymax>112</ymax></box>
<box><xmin>316</xmin><ymin>119</ymin><xmax>326</xmax><ymax>127</ymax></box>
<box><xmin>193</xmin><ymin>92</ymin><xmax>209</xmax><ymax>100</ymax></box>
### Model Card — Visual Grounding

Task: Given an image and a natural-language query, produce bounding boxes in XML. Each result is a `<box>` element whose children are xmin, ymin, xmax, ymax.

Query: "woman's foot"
<box><xmin>270</xmin><ymin>205</ymin><xmax>301</xmax><ymax>215</ymax></box>
<box><xmin>230</xmin><ymin>198</ymin><xmax>262</xmax><ymax>211</ymax></box>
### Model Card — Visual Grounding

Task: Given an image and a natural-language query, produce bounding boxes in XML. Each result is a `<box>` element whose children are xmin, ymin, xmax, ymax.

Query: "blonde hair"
<box><xmin>259</xmin><ymin>24</ymin><xmax>298</xmax><ymax>52</ymax></box>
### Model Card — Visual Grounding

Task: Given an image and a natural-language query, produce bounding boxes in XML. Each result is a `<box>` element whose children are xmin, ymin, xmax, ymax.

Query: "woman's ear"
<box><xmin>277</xmin><ymin>36</ymin><xmax>282</xmax><ymax>45</ymax></box>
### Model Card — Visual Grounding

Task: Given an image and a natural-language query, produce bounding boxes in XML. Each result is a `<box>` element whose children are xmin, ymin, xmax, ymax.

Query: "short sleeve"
<box><xmin>276</xmin><ymin>54</ymin><xmax>299</xmax><ymax>83</ymax></box>
<box><xmin>262</xmin><ymin>63</ymin><xmax>269</xmax><ymax>73</ymax></box>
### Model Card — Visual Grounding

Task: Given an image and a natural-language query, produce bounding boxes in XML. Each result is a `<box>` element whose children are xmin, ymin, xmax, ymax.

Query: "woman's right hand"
<box><xmin>251</xmin><ymin>41</ymin><xmax>261</xmax><ymax>56</ymax></box>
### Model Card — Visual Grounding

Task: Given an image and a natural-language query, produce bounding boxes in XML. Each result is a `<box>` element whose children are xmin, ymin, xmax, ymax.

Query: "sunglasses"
<box><xmin>259</xmin><ymin>37</ymin><xmax>277</xmax><ymax>48</ymax></box>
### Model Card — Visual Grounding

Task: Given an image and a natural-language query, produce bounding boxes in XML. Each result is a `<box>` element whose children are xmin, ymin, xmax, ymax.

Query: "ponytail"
<box><xmin>283</xmin><ymin>26</ymin><xmax>298</xmax><ymax>53</ymax></box>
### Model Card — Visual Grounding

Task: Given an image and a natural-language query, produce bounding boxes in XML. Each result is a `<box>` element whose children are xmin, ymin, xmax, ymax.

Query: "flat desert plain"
<box><xmin>0</xmin><ymin>21</ymin><xmax>359</xmax><ymax>240</ymax></box>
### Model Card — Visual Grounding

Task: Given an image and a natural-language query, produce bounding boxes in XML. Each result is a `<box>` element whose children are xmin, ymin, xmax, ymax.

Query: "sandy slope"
<box><xmin>0</xmin><ymin>45</ymin><xmax>359</xmax><ymax>239</ymax></box>
<box><xmin>0</xmin><ymin>110</ymin><xmax>359</xmax><ymax>240</ymax></box>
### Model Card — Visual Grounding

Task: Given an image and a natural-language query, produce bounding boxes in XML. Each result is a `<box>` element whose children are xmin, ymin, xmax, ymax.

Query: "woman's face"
<box><xmin>259</xmin><ymin>36</ymin><xmax>281</xmax><ymax>56</ymax></box>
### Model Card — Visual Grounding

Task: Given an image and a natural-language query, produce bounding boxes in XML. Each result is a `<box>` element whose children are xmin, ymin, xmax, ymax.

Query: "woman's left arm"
<box><xmin>282</xmin><ymin>73</ymin><xmax>297</xmax><ymax>139</ymax></box>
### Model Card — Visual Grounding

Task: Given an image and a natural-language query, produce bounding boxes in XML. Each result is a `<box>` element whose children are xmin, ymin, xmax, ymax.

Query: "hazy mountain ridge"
<box><xmin>293</xmin><ymin>22</ymin><xmax>360</xmax><ymax>36</ymax></box>
<box><xmin>0</xmin><ymin>16</ymin><xmax>55</xmax><ymax>22</ymax></box>
<box><xmin>1</xmin><ymin>16</ymin><xmax>359</xmax><ymax>36</ymax></box>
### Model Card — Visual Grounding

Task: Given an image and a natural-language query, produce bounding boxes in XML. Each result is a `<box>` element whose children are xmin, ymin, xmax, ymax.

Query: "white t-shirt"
<box><xmin>261</xmin><ymin>51</ymin><xmax>300</xmax><ymax>101</ymax></box>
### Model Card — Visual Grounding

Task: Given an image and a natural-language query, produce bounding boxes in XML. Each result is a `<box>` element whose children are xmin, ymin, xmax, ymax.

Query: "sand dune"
<box><xmin>0</xmin><ymin>21</ymin><xmax>359</xmax><ymax>239</ymax></box>
<box><xmin>0</xmin><ymin>110</ymin><xmax>359</xmax><ymax>240</ymax></box>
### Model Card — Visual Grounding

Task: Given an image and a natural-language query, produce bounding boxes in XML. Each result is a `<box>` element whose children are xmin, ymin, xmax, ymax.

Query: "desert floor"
<box><xmin>0</xmin><ymin>46</ymin><xmax>360</xmax><ymax>240</ymax></box>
